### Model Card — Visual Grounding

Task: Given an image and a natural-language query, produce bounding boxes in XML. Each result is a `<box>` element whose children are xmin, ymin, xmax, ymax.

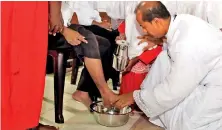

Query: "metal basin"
<box><xmin>90</xmin><ymin>101</ymin><xmax>132</xmax><ymax>127</ymax></box>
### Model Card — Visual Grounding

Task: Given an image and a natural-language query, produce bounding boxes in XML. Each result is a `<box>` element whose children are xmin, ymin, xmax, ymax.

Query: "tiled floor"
<box><xmin>40</xmin><ymin>68</ymin><xmax>163</xmax><ymax>130</ymax></box>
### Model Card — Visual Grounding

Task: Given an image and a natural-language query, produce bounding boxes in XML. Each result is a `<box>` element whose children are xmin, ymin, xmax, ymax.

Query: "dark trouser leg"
<box><xmin>83</xmin><ymin>25</ymin><xmax>120</xmax><ymax>88</ymax></box>
<box><xmin>66</xmin><ymin>24</ymin><xmax>111</xmax><ymax>101</ymax></box>
<box><xmin>77</xmin><ymin>35</ymin><xmax>111</xmax><ymax>100</ymax></box>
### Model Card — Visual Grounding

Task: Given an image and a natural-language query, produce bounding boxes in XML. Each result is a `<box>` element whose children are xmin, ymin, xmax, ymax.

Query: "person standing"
<box><xmin>1</xmin><ymin>1</ymin><xmax>60</xmax><ymax>130</ymax></box>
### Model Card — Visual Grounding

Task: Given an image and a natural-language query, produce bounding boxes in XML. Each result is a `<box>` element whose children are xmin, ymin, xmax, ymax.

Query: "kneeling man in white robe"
<box><xmin>114</xmin><ymin>1</ymin><xmax>222</xmax><ymax>130</ymax></box>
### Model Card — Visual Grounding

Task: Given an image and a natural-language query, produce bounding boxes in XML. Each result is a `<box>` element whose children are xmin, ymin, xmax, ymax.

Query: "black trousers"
<box><xmin>48</xmin><ymin>24</ymin><xmax>110</xmax><ymax>59</ymax></box>
<box><xmin>77</xmin><ymin>25</ymin><xmax>120</xmax><ymax>99</ymax></box>
<box><xmin>76</xmin><ymin>36</ymin><xmax>111</xmax><ymax>99</ymax></box>
<box><xmin>48</xmin><ymin>24</ymin><xmax>111</xmax><ymax>99</ymax></box>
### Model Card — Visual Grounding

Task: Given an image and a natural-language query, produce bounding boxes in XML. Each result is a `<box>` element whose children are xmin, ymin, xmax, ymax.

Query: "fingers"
<box><xmin>116</xmin><ymin>35</ymin><xmax>125</xmax><ymax>41</ymax></box>
<box><xmin>122</xmin><ymin>66</ymin><xmax>130</xmax><ymax>75</ymax></box>
<box><xmin>153</xmin><ymin>45</ymin><xmax>158</xmax><ymax>49</ymax></box>
<box><xmin>142</xmin><ymin>46</ymin><xmax>149</xmax><ymax>51</ymax></box>
<box><xmin>104</xmin><ymin>22</ymin><xmax>111</xmax><ymax>30</ymax></box>
<box><xmin>48</xmin><ymin>24</ymin><xmax>53</xmax><ymax>35</ymax></box>
<box><xmin>77</xmin><ymin>35</ymin><xmax>88</xmax><ymax>43</ymax></box>
<box><xmin>115</xmin><ymin>36</ymin><xmax>120</xmax><ymax>41</ymax></box>
<box><xmin>110</xmin><ymin>96</ymin><xmax>119</xmax><ymax>106</ymax></box>
<box><xmin>69</xmin><ymin>39</ymin><xmax>81</xmax><ymax>46</ymax></box>
<box><xmin>49</xmin><ymin>23</ymin><xmax>55</xmax><ymax>33</ymax></box>
<box><xmin>138</xmin><ymin>39</ymin><xmax>146</xmax><ymax>45</ymax></box>
<box><xmin>66</xmin><ymin>32</ymin><xmax>88</xmax><ymax>45</ymax></box>
<box><xmin>143</xmin><ymin>44</ymin><xmax>158</xmax><ymax>51</ymax></box>
<box><xmin>137</xmin><ymin>36</ymin><xmax>145</xmax><ymax>39</ymax></box>
<box><xmin>114</xmin><ymin>100</ymin><xmax>127</xmax><ymax>109</ymax></box>
<box><xmin>52</xmin><ymin>25</ymin><xmax>60</xmax><ymax>35</ymax></box>
<box><xmin>49</xmin><ymin>25</ymin><xmax>62</xmax><ymax>36</ymax></box>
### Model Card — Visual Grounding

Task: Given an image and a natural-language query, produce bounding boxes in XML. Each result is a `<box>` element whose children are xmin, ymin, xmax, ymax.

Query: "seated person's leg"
<box><xmin>87</xmin><ymin>35</ymin><xmax>112</xmax><ymax>99</ymax></box>
<box><xmin>73</xmin><ymin>35</ymin><xmax>111</xmax><ymax>106</ymax></box>
<box><xmin>83</xmin><ymin>25</ymin><xmax>120</xmax><ymax>87</ymax></box>
<box><xmin>68</xmin><ymin>24</ymin><xmax>116</xmax><ymax>107</ymax></box>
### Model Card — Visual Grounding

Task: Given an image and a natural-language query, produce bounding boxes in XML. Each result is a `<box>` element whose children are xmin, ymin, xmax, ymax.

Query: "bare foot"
<box><xmin>101</xmin><ymin>89</ymin><xmax>119</xmax><ymax>108</ymax></box>
<box><xmin>72</xmin><ymin>90</ymin><xmax>92</xmax><ymax>108</ymax></box>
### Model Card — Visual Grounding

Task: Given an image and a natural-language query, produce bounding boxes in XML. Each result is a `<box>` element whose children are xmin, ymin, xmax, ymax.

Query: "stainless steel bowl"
<box><xmin>90</xmin><ymin>101</ymin><xmax>132</xmax><ymax>127</ymax></box>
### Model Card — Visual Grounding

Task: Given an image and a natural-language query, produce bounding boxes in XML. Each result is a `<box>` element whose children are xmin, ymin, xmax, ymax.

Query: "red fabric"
<box><xmin>1</xmin><ymin>2</ymin><xmax>48</xmax><ymax>130</ymax></box>
<box><xmin>120</xmin><ymin>72</ymin><xmax>147</xmax><ymax>95</ymax></box>
<box><xmin>120</xmin><ymin>46</ymin><xmax>162</xmax><ymax>95</ymax></box>
<box><xmin>118</xmin><ymin>21</ymin><xmax>125</xmax><ymax>34</ymax></box>
<box><xmin>139</xmin><ymin>46</ymin><xmax>162</xmax><ymax>65</ymax></box>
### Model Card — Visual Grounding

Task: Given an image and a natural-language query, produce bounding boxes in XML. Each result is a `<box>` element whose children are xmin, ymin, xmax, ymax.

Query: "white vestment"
<box><xmin>134</xmin><ymin>14</ymin><xmax>222</xmax><ymax>130</ymax></box>
<box><xmin>176</xmin><ymin>1</ymin><xmax>222</xmax><ymax>29</ymax></box>
<box><xmin>61</xmin><ymin>1</ymin><xmax>101</xmax><ymax>26</ymax></box>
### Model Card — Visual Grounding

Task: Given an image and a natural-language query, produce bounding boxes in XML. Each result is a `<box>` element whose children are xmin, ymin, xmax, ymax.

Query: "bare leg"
<box><xmin>72</xmin><ymin>90</ymin><xmax>92</xmax><ymax>108</ymax></box>
<box><xmin>84</xmin><ymin>58</ymin><xmax>117</xmax><ymax>107</ymax></box>
<box><xmin>72</xmin><ymin>58</ymin><xmax>117</xmax><ymax>107</ymax></box>
<box><xmin>67</xmin><ymin>25</ymin><xmax>118</xmax><ymax>107</ymax></box>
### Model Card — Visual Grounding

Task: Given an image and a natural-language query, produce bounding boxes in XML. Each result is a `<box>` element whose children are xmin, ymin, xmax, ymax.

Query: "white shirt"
<box><xmin>134</xmin><ymin>14</ymin><xmax>222</xmax><ymax>130</ymax></box>
<box><xmin>194</xmin><ymin>1</ymin><xmax>222</xmax><ymax>29</ymax></box>
<box><xmin>61</xmin><ymin>1</ymin><xmax>101</xmax><ymax>26</ymax></box>
<box><xmin>176</xmin><ymin>1</ymin><xmax>222</xmax><ymax>29</ymax></box>
<box><xmin>97</xmin><ymin>1</ymin><xmax>139</xmax><ymax>20</ymax></box>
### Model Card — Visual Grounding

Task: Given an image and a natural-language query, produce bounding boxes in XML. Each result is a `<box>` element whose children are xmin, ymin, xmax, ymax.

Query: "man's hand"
<box><xmin>62</xmin><ymin>27</ymin><xmax>88</xmax><ymax>46</ymax></box>
<box><xmin>114</xmin><ymin>92</ymin><xmax>135</xmax><ymax>109</ymax></box>
<box><xmin>122</xmin><ymin>57</ymin><xmax>139</xmax><ymax>75</ymax></box>
<box><xmin>101</xmin><ymin>89</ymin><xmax>119</xmax><ymax>108</ymax></box>
<box><xmin>115</xmin><ymin>33</ymin><xmax>126</xmax><ymax>41</ymax></box>
<box><xmin>49</xmin><ymin>2</ymin><xmax>64</xmax><ymax>36</ymax></box>
<box><xmin>138</xmin><ymin>36</ymin><xmax>162</xmax><ymax>51</ymax></box>
<box><xmin>122</xmin><ymin>59</ymin><xmax>133</xmax><ymax>75</ymax></box>
<box><xmin>49</xmin><ymin>13</ymin><xmax>64</xmax><ymax>36</ymax></box>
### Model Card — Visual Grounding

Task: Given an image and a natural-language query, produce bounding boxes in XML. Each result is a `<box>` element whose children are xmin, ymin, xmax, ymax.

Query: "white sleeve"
<box><xmin>206</xmin><ymin>1</ymin><xmax>222</xmax><ymax>29</ymax></box>
<box><xmin>133</xmin><ymin>42</ymin><xmax>214</xmax><ymax>117</ymax></box>
<box><xmin>61</xmin><ymin>1</ymin><xmax>75</xmax><ymax>27</ymax></box>
<box><xmin>74</xmin><ymin>2</ymin><xmax>101</xmax><ymax>26</ymax></box>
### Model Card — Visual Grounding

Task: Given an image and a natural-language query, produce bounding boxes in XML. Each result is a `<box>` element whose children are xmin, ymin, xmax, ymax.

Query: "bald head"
<box><xmin>135</xmin><ymin>1</ymin><xmax>170</xmax><ymax>22</ymax></box>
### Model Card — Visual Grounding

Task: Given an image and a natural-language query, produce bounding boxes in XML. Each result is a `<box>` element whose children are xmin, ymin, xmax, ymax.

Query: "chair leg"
<box><xmin>53</xmin><ymin>52</ymin><xmax>67</xmax><ymax>123</ymax></box>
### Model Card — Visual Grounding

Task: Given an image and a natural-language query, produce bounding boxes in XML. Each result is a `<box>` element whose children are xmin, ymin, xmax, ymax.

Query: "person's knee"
<box><xmin>69</xmin><ymin>24</ymin><xmax>96</xmax><ymax>42</ymax></box>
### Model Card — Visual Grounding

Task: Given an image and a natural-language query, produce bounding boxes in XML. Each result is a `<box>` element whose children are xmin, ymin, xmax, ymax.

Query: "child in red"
<box><xmin>117</xmin><ymin>21</ymin><xmax>162</xmax><ymax>108</ymax></box>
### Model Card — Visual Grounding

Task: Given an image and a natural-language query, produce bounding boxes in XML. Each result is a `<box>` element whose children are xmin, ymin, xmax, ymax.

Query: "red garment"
<box><xmin>1</xmin><ymin>2</ymin><xmax>48</xmax><ymax>130</ymax></box>
<box><xmin>120</xmin><ymin>72</ymin><xmax>148</xmax><ymax>94</ymax></box>
<box><xmin>120</xmin><ymin>46</ymin><xmax>162</xmax><ymax>94</ymax></box>
<box><xmin>139</xmin><ymin>46</ymin><xmax>163</xmax><ymax>65</ymax></box>
<box><xmin>118</xmin><ymin>21</ymin><xmax>125</xmax><ymax>34</ymax></box>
